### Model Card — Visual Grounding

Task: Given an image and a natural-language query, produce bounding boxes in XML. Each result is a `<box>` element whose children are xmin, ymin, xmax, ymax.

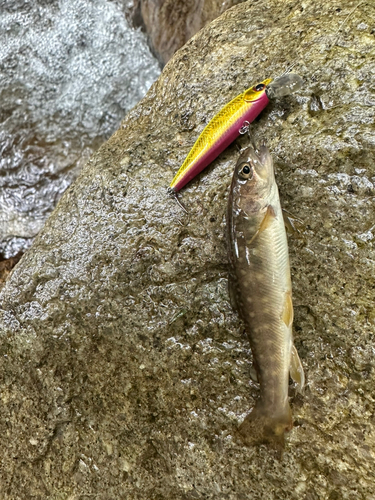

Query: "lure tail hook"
<box><xmin>174</xmin><ymin>193</ymin><xmax>189</xmax><ymax>214</ymax></box>
<box><xmin>167</xmin><ymin>187</ymin><xmax>189</xmax><ymax>214</ymax></box>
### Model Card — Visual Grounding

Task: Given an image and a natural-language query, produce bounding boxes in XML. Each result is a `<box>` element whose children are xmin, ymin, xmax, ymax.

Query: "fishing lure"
<box><xmin>168</xmin><ymin>73</ymin><xmax>303</xmax><ymax>193</ymax></box>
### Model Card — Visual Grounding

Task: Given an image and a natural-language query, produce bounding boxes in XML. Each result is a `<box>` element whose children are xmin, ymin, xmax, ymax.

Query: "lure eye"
<box><xmin>238</xmin><ymin>163</ymin><xmax>253</xmax><ymax>179</ymax></box>
<box><xmin>254</xmin><ymin>83</ymin><xmax>266</xmax><ymax>92</ymax></box>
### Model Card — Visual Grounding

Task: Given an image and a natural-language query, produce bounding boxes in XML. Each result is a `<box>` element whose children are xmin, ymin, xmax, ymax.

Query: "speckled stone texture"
<box><xmin>1</xmin><ymin>0</ymin><xmax>374</xmax><ymax>498</ymax></box>
<box><xmin>128</xmin><ymin>0</ymin><xmax>246</xmax><ymax>65</ymax></box>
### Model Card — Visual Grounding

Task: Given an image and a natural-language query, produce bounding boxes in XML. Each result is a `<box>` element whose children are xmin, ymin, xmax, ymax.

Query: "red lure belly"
<box><xmin>171</xmin><ymin>92</ymin><xmax>270</xmax><ymax>192</ymax></box>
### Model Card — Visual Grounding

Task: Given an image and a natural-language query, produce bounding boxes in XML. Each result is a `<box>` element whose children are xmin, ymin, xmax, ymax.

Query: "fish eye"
<box><xmin>254</xmin><ymin>83</ymin><xmax>266</xmax><ymax>92</ymax></box>
<box><xmin>238</xmin><ymin>163</ymin><xmax>253</xmax><ymax>179</ymax></box>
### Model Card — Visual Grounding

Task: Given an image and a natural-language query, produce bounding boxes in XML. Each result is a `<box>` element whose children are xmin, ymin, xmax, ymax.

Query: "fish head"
<box><xmin>232</xmin><ymin>144</ymin><xmax>275</xmax><ymax>207</ymax></box>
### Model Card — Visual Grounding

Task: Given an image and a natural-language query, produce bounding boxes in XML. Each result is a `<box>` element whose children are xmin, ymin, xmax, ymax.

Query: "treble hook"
<box><xmin>167</xmin><ymin>187</ymin><xmax>189</xmax><ymax>214</ymax></box>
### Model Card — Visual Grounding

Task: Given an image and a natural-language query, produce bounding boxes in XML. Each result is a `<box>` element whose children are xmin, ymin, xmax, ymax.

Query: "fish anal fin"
<box><xmin>282</xmin><ymin>291</ymin><xmax>294</xmax><ymax>328</ymax></box>
<box><xmin>248</xmin><ymin>205</ymin><xmax>276</xmax><ymax>245</ymax></box>
<box><xmin>290</xmin><ymin>344</ymin><xmax>305</xmax><ymax>394</ymax></box>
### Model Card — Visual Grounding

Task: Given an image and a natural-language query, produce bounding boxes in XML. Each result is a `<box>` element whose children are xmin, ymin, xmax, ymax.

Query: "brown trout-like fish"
<box><xmin>227</xmin><ymin>143</ymin><xmax>304</xmax><ymax>448</ymax></box>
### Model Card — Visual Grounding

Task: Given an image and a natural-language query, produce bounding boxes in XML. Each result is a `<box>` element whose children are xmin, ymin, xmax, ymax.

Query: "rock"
<box><xmin>128</xmin><ymin>0</ymin><xmax>246</xmax><ymax>65</ymax></box>
<box><xmin>0</xmin><ymin>252</ymin><xmax>23</xmax><ymax>292</ymax></box>
<box><xmin>0</xmin><ymin>0</ymin><xmax>160</xmax><ymax>259</ymax></box>
<box><xmin>1</xmin><ymin>0</ymin><xmax>375</xmax><ymax>497</ymax></box>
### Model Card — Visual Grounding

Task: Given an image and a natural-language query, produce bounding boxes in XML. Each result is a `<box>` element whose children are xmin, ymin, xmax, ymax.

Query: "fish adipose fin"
<box><xmin>248</xmin><ymin>205</ymin><xmax>276</xmax><ymax>246</ymax></box>
<box><xmin>290</xmin><ymin>345</ymin><xmax>305</xmax><ymax>394</ymax></box>
<box><xmin>237</xmin><ymin>401</ymin><xmax>292</xmax><ymax>450</ymax></box>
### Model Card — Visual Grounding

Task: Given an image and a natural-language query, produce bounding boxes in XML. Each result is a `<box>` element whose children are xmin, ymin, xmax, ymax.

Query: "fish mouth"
<box><xmin>265</xmin><ymin>73</ymin><xmax>303</xmax><ymax>99</ymax></box>
<box><xmin>242</xmin><ymin>140</ymin><xmax>268</xmax><ymax>162</ymax></box>
<box><xmin>239</xmin><ymin>142</ymin><xmax>274</xmax><ymax>182</ymax></box>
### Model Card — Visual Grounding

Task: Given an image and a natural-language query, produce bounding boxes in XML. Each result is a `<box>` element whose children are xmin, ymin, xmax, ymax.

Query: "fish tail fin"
<box><xmin>237</xmin><ymin>400</ymin><xmax>292</xmax><ymax>450</ymax></box>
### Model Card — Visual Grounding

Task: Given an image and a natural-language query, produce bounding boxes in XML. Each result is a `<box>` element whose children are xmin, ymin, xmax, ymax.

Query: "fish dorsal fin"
<box><xmin>290</xmin><ymin>345</ymin><xmax>305</xmax><ymax>394</ymax></box>
<box><xmin>248</xmin><ymin>205</ymin><xmax>276</xmax><ymax>246</ymax></box>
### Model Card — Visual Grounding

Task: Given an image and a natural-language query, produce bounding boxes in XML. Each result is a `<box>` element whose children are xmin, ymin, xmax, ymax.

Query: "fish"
<box><xmin>169</xmin><ymin>73</ymin><xmax>303</xmax><ymax>193</ymax></box>
<box><xmin>226</xmin><ymin>142</ymin><xmax>305</xmax><ymax>448</ymax></box>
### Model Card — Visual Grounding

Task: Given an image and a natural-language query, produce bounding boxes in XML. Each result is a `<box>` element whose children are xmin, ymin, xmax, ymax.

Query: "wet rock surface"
<box><xmin>1</xmin><ymin>0</ymin><xmax>375</xmax><ymax>497</ymax></box>
<box><xmin>0</xmin><ymin>0</ymin><xmax>160</xmax><ymax>258</ymax></box>
<box><xmin>128</xmin><ymin>0</ymin><xmax>246</xmax><ymax>65</ymax></box>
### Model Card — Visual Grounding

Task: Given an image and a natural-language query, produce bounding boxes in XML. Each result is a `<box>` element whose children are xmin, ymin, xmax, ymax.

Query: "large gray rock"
<box><xmin>1</xmin><ymin>0</ymin><xmax>375</xmax><ymax>497</ymax></box>
<box><xmin>0</xmin><ymin>0</ymin><xmax>160</xmax><ymax>259</ymax></box>
<box><xmin>128</xmin><ymin>0</ymin><xmax>246</xmax><ymax>65</ymax></box>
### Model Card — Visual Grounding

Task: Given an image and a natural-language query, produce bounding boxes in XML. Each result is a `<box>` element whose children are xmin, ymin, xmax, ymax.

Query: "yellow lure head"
<box><xmin>243</xmin><ymin>78</ymin><xmax>272</xmax><ymax>102</ymax></box>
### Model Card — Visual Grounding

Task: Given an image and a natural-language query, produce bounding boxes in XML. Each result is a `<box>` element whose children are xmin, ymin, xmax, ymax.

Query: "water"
<box><xmin>0</xmin><ymin>0</ymin><xmax>160</xmax><ymax>258</ymax></box>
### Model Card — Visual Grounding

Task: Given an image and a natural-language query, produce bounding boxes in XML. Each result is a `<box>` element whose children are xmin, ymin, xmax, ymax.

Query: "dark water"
<box><xmin>0</xmin><ymin>0</ymin><xmax>160</xmax><ymax>258</ymax></box>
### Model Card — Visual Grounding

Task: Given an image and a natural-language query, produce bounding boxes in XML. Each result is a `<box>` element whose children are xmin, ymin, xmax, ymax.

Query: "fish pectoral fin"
<box><xmin>290</xmin><ymin>344</ymin><xmax>305</xmax><ymax>394</ymax></box>
<box><xmin>282</xmin><ymin>208</ymin><xmax>305</xmax><ymax>235</ymax></box>
<box><xmin>248</xmin><ymin>205</ymin><xmax>276</xmax><ymax>245</ymax></box>
<box><xmin>281</xmin><ymin>291</ymin><xmax>293</xmax><ymax>328</ymax></box>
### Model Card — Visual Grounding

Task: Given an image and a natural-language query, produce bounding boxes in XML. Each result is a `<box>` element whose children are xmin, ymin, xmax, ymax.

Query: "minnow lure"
<box><xmin>227</xmin><ymin>143</ymin><xmax>305</xmax><ymax>448</ymax></box>
<box><xmin>169</xmin><ymin>73</ymin><xmax>303</xmax><ymax>193</ymax></box>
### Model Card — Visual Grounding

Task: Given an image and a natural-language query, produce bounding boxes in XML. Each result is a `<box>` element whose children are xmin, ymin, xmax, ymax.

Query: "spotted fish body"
<box><xmin>169</xmin><ymin>74</ymin><xmax>303</xmax><ymax>193</ymax></box>
<box><xmin>227</xmin><ymin>144</ymin><xmax>304</xmax><ymax>448</ymax></box>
